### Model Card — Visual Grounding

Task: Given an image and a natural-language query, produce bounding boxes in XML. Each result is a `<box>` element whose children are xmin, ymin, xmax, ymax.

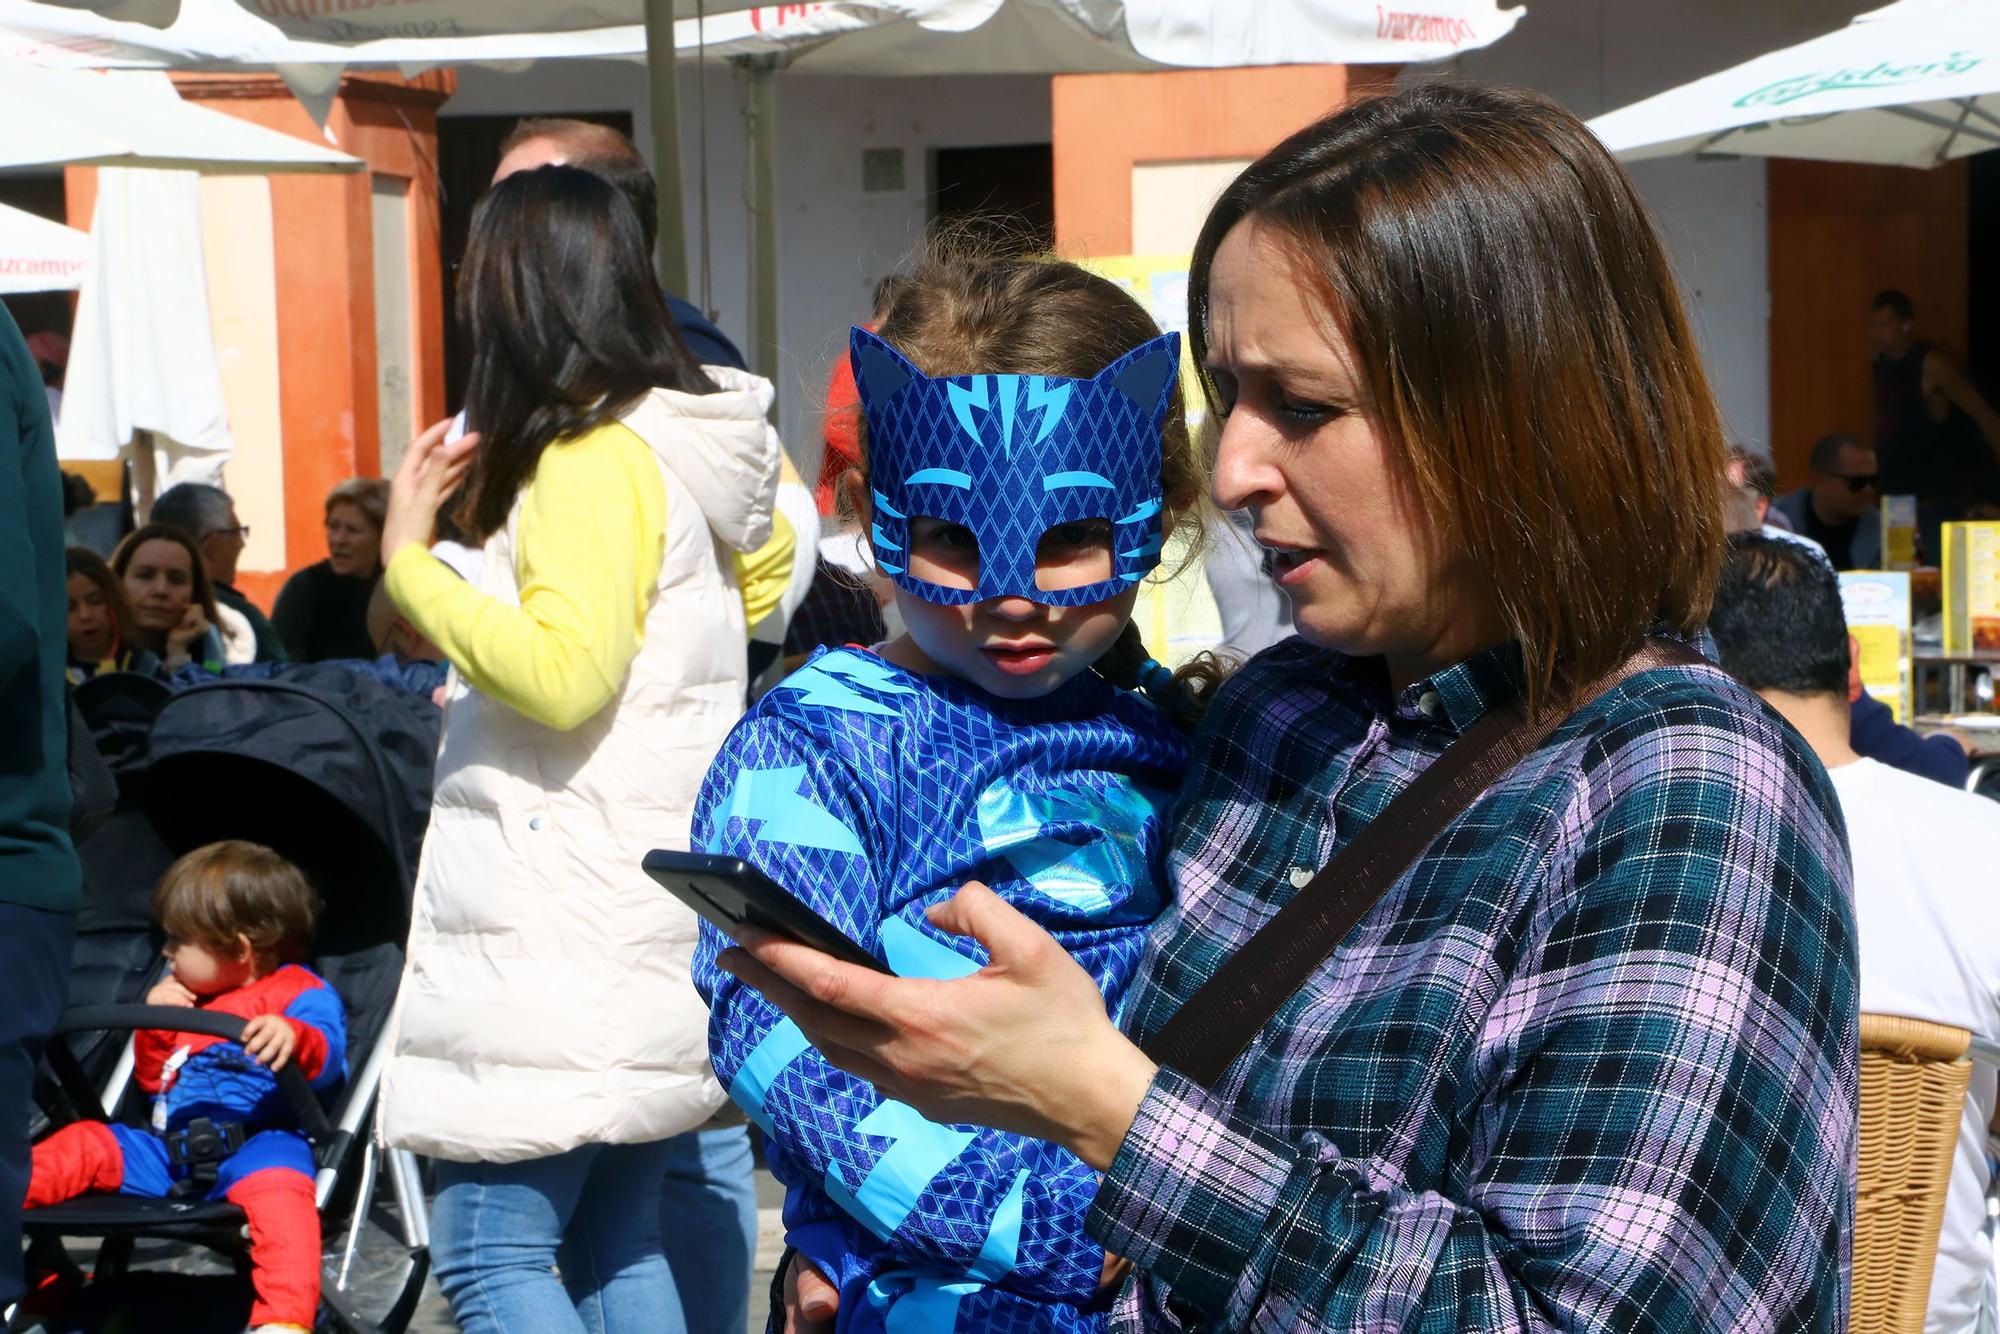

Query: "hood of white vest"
<box><xmin>617</xmin><ymin>364</ymin><xmax>781</xmax><ymax>555</ymax></box>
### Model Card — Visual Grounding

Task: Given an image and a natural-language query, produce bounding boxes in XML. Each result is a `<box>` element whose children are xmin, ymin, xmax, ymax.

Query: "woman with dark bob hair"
<box><xmin>730</xmin><ymin>85</ymin><xmax>1855</xmax><ymax>1330</ymax></box>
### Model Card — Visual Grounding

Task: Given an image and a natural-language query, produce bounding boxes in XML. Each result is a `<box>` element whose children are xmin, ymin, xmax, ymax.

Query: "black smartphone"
<box><xmin>643</xmin><ymin>849</ymin><xmax>890</xmax><ymax>974</ymax></box>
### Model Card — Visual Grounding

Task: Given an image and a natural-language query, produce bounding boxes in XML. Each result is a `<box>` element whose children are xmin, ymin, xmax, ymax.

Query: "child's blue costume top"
<box><xmin>691</xmin><ymin>647</ymin><xmax>1188</xmax><ymax>1334</ymax></box>
<box><xmin>118</xmin><ymin>963</ymin><xmax>348</xmax><ymax>1196</ymax></box>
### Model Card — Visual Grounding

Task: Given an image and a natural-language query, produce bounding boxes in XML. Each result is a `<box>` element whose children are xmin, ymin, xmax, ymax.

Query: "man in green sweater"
<box><xmin>0</xmin><ymin>303</ymin><xmax>79</xmax><ymax>1320</ymax></box>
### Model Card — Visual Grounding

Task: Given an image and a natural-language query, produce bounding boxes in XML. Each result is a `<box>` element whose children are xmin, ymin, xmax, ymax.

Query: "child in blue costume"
<box><xmin>691</xmin><ymin>257</ymin><xmax>1211</xmax><ymax>1334</ymax></box>
<box><xmin>26</xmin><ymin>840</ymin><xmax>347</xmax><ymax>1333</ymax></box>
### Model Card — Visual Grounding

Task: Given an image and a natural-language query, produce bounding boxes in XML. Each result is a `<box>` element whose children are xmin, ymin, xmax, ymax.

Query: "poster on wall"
<box><xmin>1839</xmin><ymin>570</ymin><xmax>1912</xmax><ymax>722</ymax></box>
<box><xmin>1079</xmin><ymin>253</ymin><xmax>1221</xmax><ymax>668</ymax></box>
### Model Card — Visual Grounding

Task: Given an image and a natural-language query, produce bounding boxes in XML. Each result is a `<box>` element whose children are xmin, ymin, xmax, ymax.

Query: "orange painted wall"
<box><xmin>1051</xmin><ymin>65</ymin><xmax>1395</xmax><ymax>258</ymax></box>
<box><xmin>67</xmin><ymin>71</ymin><xmax>452</xmax><ymax>611</ymax></box>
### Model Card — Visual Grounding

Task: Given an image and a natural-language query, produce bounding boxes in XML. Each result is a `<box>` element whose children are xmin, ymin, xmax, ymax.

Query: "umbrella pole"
<box><xmin>743</xmin><ymin>56</ymin><xmax>781</xmax><ymax>387</ymax></box>
<box><xmin>644</xmin><ymin>0</ymin><xmax>691</xmax><ymax>298</ymax></box>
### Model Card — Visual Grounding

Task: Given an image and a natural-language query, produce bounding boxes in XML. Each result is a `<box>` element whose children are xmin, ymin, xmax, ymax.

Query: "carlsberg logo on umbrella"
<box><xmin>1735</xmin><ymin>51</ymin><xmax>1984</xmax><ymax>108</ymax></box>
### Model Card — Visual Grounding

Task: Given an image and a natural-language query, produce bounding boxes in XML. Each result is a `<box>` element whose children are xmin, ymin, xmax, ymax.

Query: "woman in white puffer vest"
<box><xmin>378</xmin><ymin>165</ymin><xmax>790</xmax><ymax>1334</ymax></box>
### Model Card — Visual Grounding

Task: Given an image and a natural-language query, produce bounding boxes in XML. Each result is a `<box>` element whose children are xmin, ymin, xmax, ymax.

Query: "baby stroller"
<box><xmin>23</xmin><ymin>664</ymin><xmax>440</xmax><ymax>1334</ymax></box>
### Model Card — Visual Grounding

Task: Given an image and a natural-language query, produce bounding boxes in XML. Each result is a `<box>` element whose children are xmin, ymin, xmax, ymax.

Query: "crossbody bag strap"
<box><xmin>1140</xmin><ymin>636</ymin><xmax>1708</xmax><ymax>1090</ymax></box>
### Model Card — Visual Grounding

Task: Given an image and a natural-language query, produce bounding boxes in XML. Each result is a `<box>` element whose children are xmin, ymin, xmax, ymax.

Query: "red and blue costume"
<box><xmin>25</xmin><ymin>964</ymin><xmax>346</xmax><ymax>1330</ymax></box>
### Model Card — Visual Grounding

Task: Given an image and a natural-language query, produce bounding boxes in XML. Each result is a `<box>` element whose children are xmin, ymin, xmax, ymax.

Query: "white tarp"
<box><xmin>0</xmin><ymin>60</ymin><xmax>360</xmax><ymax>170</ymax></box>
<box><xmin>0</xmin><ymin>201</ymin><xmax>87</xmax><ymax>292</ymax></box>
<box><xmin>1589</xmin><ymin>0</ymin><xmax>2000</xmax><ymax>167</ymax></box>
<box><xmin>0</xmin><ymin>0</ymin><xmax>1525</xmax><ymax>73</ymax></box>
<box><xmin>57</xmin><ymin>167</ymin><xmax>232</xmax><ymax>491</ymax></box>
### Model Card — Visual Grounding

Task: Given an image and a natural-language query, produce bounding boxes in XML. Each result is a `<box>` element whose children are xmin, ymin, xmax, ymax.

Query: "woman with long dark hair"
<box><xmin>378</xmin><ymin>164</ymin><xmax>789</xmax><ymax>1334</ymax></box>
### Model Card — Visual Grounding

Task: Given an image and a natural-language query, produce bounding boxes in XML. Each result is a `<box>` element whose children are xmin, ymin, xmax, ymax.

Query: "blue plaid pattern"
<box><xmin>1089</xmin><ymin>637</ymin><xmax>1858</xmax><ymax>1332</ymax></box>
<box><xmin>692</xmin><ymin>648</ymin><xmax>1188</xmax><ymax>1334</ymax></box>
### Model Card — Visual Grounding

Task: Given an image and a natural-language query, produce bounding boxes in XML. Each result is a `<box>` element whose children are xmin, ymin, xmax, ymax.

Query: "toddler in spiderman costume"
<box><xmin>26</xmin><ymin>840</ymin><xmax>347</xmax><ymax>1334</ymax></box>
<box><xmin>693</xmin><ymin>256</ymin><xmax>1218</xmax><ymax>1334</ymax></box>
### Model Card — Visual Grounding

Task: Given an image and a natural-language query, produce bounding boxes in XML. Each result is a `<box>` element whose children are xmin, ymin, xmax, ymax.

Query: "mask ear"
<box><xmin>850</xmin><ymin>327</ymin><xmax>923</xmax><ymax>410</ymax></box>
<box><xmin>1096</xmin><ymin>332</ymin><xmax>1181</xmax><ymax>418</ymax></box>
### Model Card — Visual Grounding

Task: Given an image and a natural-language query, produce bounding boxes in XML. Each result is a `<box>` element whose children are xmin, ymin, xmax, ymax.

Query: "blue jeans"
<box><xmin>661</xmin><ymin>1126</ymin><xmax>758</xmax><ymax>1334</ymax></box>
<box><xmin>432</xmin><ymin>1128</ymin><xmax>756</xmax><ymax>1334</ymax></box>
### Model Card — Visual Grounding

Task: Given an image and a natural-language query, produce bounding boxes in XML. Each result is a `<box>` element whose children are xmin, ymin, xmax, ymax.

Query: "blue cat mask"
<box><xmin>850</xmin><ymin>326</ymin><xmax>1179</xmax><ymax>607</ymax></box>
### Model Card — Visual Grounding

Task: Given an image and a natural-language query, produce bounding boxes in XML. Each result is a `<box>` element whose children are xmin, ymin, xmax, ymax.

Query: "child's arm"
<box><xmin>268</xmin><ymin>972</ymin><xmax>347</xmax><ymax>1092</ymax></box>
<box><xmin>691</xmin><ymin>720</ymin><xmax>1107</xmax><ymax>1304</ymax></box>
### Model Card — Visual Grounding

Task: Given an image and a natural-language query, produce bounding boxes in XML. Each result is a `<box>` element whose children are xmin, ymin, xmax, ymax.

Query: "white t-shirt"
<box><xmin>1832</xmin><ymin>757</ymin><xmax>2000</xmax><ymax>1333</ymax></box>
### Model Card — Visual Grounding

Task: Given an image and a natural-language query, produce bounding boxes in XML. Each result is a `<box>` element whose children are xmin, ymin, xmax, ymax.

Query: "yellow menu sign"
<box><xmin>1839</xmin><ymin>571</ymin><xmax>1912</xmax><ymax>722</ymax></box>
<box><xmin>1941</xmin><ymin>521</ymin><xmax>2000</xmax><ymax>655</ymax></box>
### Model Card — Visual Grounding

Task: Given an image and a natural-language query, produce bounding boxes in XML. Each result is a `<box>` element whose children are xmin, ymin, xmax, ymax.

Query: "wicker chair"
<box><xmin>1853</xmin><ymin>1013</ymin><xmax>2000</xmax><ymax>1333</ymax></box>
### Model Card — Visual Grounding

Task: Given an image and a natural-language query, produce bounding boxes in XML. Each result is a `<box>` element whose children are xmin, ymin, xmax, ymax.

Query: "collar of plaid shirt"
<box><xmin>1088</xmin><ymin>634</ymin><xmax>1857</xmax><ymax>1332</ymax></box>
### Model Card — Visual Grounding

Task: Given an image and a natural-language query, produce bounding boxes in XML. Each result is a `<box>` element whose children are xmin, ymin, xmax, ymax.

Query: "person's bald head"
<box><xmin>493</xmin><ymin>117</ymin><xmax>658</xmax><ymax>253</ymax></box>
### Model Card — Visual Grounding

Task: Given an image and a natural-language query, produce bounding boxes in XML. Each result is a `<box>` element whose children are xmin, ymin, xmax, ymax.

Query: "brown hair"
<box><xmin>153</xmin><ymin>840</ymin><xmax>319</xmax><ymax>961</ymax></box>
<box><xmin>325</xmin><ymin>477</ymin><xmax>390</xmax><ymax>535</ymax></box>
<box><xmin>111</xmin><ymin>523</ymin><xmax>221</xmax><ymax>650</ymax></box>
<box><xmin>66</xmin><ymin>546</ymin><xmax>139</xmax><ymax>660</ymax></box>
<box><xmin>1190</xmin><ymin>84</ymin><xmax>1725</xmax><ymax>710</ymax></box>
<box><xmin>849</xmin><ymin>252</ymin><xmax>1222</xmax><ymax>722</ymax></box>
<box><xmin>453</xmin><ymin>165</ymin><xmax>712</xmax><ymax>541</ymax></box>
<box><xmin>499</xmin><ymin>116</ymin><xmax>658</xmax><ymax>254</ymax></box>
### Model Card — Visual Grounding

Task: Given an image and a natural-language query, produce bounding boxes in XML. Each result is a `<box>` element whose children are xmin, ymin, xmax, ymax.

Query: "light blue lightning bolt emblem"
<box><xmin>719</xmin><ymin>765</ymin><xmax>862</xmax><ymax>856</ymax></box>
<box><xmin>976</xmin><ymin>775</ymin><xmax>1169</xmax><ymax>916</ymax></box>
<box><xmin>771</xmin><ymin>650</ymin><xmax>913</xmax><ymax>718</ymax></box>
<box><xmin>1022</xmin><ymin>376</ymin><xmax>1071</xmax><ymax>445</ymax></box>
<box><xmin>864</xmin><ymin>1169</ymin><xmax>1028</xmax><ymax>1330</ymax></box>
<box><xmin>824</xmin><ymin>1101</ymin><xmax>976</xmax><ymax>1242</ymax></box>
<box><xmin>946</xmin><ymin>376</ymin><xmax>988</xmax><ymax>447</ymax></box>
<box><xmin>817</xmin><ymin>652</ymin><xmax>917</xmax><ymax>696</ymax></box>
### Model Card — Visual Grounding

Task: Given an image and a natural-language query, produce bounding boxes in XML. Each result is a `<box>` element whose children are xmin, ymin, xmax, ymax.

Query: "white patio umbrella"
<box><xmin>56</xmin><ymin>167</ymin><xmax>233</xmax><ymax>497</ymax></box>
<box><xmin>0</xmin><ymin>63</ymin><xmax>358</xmax><ymax>500</ymax></box>
<box><xmin>0</xmin><ymin>60</ymin><xmax>360</xmax><ymax>171</ymax></box>
<box><xmin>0</xmin><ymin>0</ymin><xmax>1522</xmax><ymax>69</ymax></box>
<box><xmin>0</xmin><ymin>200</ymin><xmax>86</xmax><ymax>292</ymax></box>
<box><xmin>1588</xmin><ymin>0</ymin><xmax>2000</xmax><ymax>167</ymax></box>
<box><xmin>2</xmin><ymin>0</ymin><xmax>1525</xmax><ymax>290</ymax></box>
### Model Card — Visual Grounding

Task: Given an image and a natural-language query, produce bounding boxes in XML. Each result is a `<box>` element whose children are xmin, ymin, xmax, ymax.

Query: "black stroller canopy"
<box><xmin>141</xmin><ymin>664</ymin><xmax>440</xmax><ymax>957</ymax></box>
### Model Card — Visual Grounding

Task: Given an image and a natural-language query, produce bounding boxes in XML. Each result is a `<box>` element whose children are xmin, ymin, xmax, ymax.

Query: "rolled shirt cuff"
<box><xmin>1085</xmin><ymin>1066</ymin><xmax>1298</xmax><ymax>1314</ymax></box>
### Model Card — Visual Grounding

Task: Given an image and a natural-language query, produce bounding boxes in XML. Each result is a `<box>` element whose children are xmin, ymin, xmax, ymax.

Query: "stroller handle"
<box><xmin>50</xmin><ymin>1005</ymin><xmax>337</xmax><ymax>1145</ymax></box>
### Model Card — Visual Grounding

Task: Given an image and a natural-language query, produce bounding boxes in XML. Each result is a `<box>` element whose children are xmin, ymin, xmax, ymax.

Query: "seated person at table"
<box><xmin>1711</xmin><ymin>532</ymin><xmax>2000</xmax><ymax>1334</ymax></box>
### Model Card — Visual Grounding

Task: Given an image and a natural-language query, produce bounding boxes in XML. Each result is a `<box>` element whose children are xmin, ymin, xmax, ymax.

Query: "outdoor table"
<box><xmin>1911</xmin><ymin>649</ymin><xmax>2000</xmax><ymax>716</ymax></box>
<box><xmin>1911</xmin><ymin>714</ymin><xmax>2000</xmax><ymax>759</ymax></box>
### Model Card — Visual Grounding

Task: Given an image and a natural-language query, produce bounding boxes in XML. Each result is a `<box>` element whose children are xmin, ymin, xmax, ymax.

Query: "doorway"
<box><xmin>434</xmin><ymin>111</ymin><xmax>636</xmax><ymax>409</ymax></box>
<box><xmin>930</xmin><ymin>144</ymin><xmax>1054</xmax><ymax>255</ymax></box>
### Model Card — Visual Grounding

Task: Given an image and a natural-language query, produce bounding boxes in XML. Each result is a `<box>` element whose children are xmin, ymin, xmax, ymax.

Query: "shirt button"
<box><xmin>528</xmin><ymin>817</ymin><xmax>544</xmax><ymax>832</ymax></box>
<box><xmin>1417</xmin><ymin>691</ymin><xmax>1443</xmax><ymax>720</ymax></box>
<box><xmin>1289</xmin><ymin>866</ymin><xmax>1314</xmax><ymax>889</ymax></box>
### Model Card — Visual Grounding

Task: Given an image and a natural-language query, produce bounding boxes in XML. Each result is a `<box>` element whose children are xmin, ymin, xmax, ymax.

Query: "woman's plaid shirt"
<box><xmin>1089</xmin><ymin>638</ymin><xmax>1857</xmax><ymax>1331</ymax></box>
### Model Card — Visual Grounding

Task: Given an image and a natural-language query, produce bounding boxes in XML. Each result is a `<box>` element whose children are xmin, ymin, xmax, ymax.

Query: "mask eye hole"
<box><xmin>908</xmin><ymin>516</ymin><xmax>981</xmax><ymax>591</ymax></box>
<box><xmin>1034</xmin><ymin>518</ymin><xmax>1114</xmax><ymax>592</ymax></box>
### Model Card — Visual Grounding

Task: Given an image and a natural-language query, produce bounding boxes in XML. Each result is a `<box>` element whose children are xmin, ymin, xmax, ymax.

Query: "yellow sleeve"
<box><xmin>732</xmin><ymin>510</ymin><xmax>796</xmax><ymax>632</ymax></box>
<box><xmin>385</xmin><ymin>424</ymin><xmax>665</xmax><ymax>732</ymax></box>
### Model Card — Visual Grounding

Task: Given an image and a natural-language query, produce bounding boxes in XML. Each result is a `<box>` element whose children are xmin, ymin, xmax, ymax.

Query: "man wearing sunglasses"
<box><xmin>1771</xmin><ymin>431</ymin><xmax>1882</xmax><ymax>570</ymax></box>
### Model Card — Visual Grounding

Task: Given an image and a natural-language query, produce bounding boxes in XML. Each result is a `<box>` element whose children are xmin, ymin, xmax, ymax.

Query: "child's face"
<box><xmin>163</xmin><ymin>935</ymin><xmax>256</xmax><ymax>996</ymax></box>
<box><xmin>67</xmin><ymin>573</ymin><xmax>115</xmax><ymax>661</ymax></box>
<box><xmin>892</xmin><ymin>515</ymin><xmax>1140</xmax><ymax>698</ymax></box>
